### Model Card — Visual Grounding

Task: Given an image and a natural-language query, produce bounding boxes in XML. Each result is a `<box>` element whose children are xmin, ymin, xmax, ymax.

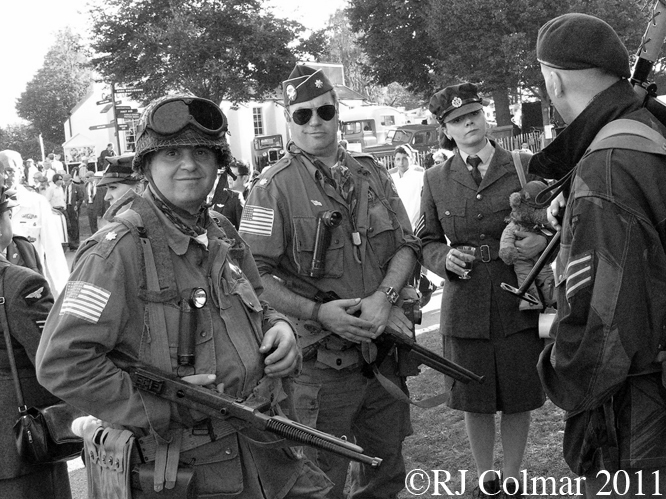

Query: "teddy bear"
<box><xmin>499</xmin><ymin>180</ymin><xmax>556</xmax><ymax>311</ymax></box>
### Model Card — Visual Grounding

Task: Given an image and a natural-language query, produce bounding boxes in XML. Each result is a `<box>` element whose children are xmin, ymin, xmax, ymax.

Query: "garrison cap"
<box><xmin>282</xmin><ymin>65</ymin><xmax>334</xmax><ymax>107</ymax></box>
<box><xmin>537</xmin><ymin>13</ymin><xmax>630</xmax><ymax>78</ymax></box>
<box><xmin>98</xmin><ymin>154</ymin><xmax>139</xmax><ymax>187</ymax></box>
<box><xmin>429</xmin><ymin>83</ymin><xmax>485</xmax><ymax>124</ymax></box>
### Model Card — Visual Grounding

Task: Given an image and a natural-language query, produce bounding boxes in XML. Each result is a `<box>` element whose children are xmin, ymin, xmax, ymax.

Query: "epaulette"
<box><xmin>348</xmin><ymin>151</ymin><xmax>376</xmax><ymax>160</ymax></box>
<box><xmin>83</xmin><ymin>222</ymin><xmax>133</xmax><ymax>260</ymax></box>
<box><xmin>252</xmin><ymin>155</ymin><xmax>293</xmax><ymax>188</ymax></box>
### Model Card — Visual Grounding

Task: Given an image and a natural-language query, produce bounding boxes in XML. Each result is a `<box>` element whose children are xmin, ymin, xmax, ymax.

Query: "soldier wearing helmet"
<box><xmin>37</xmin><ymin>94</ymin><xmax>332</xmax><ymax>498</ymax></box>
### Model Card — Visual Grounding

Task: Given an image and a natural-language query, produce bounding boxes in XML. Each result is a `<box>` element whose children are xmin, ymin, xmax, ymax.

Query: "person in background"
<box><xmin>517</xmin><ymin>142</ymin><xmax>533</xmax><ymax>155</ymax></box>
<box><xmin>390</xmin><ymin>144</ymin><xmax>424</xmax><ymax>230</ymax></box>
<box><xmin>228</xmin><ymin>159</ymin><xmax>251</xmax><ymax>203</ymax></box>
<box><xmin>36</xmin><ymin>94</ymin><xmax>332</xmax><ymax>499</ymax></box>
<box><xmin>532</xmin><ymin>13</ymin><xmax>666</xmax><ymax>497</ymax></box>
<box><xmin>421</xmin><ymin>82</ymin><xmax>547</xmax><ymax>498</ymax></box>
<box><xmin>0</xmin><ymin>161</ymin><xmax>72</xmax><ymax>499</ymax></box>
<box><xmin>97</xmin><ymin>154</ymin><xmax>142</xmax><ymax>212</ymax></box>
<box><xmin>0</xmin><ymin>151</ymin><xmax>69</xmax><ymax>298</ymax></box>
<box><xmin>241</xmin><ymin>64</ymin><xmax>419</xmax><ymax>499</ymax></box>
<box><xmin>97</xmin><ymin>143</ymin><xmax>115</xmax><ymax>170</ymax></box>
<box><xmin>25</xmin><ymin>159</ymin><xmax>39</xmax><ymax>187</ymax></box>
<box><xmin>209</xmin><ymin>163</ymin><xmax>243</xmax><ymax>229</ymax></box>
<box><xmin>63</xmin><ymin>171</ymin><xmax>84</xmax><ymax>250</ymax></box>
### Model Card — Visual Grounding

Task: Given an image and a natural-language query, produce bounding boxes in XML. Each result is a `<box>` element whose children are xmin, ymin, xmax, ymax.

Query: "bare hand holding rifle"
<box><xmin>110</xmin><ymin>353</ymin><xmax>382</xmax><ymax>468</ymax></box>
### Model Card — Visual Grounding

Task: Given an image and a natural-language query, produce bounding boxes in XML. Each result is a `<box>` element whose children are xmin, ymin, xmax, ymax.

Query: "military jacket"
<box><xmin>36</xmin><ymin>190</ymin><xmax>305</xmax><ymax>498</ymax></box>
<box><xmin>420</xmin><ymin>145</ymin><xmax>541</xmax><ymax>339</ymax></box>
<box><xmin>240</xmin><ymin>145</ymin><xmax>419</xmax><ymax>301</ymax></box>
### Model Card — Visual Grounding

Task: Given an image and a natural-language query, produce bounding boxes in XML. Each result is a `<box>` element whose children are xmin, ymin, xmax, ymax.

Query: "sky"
<box><xmin>0</xmin><ymin>0</ymin><xmax>347</xmax><ymax>127</ymax></box>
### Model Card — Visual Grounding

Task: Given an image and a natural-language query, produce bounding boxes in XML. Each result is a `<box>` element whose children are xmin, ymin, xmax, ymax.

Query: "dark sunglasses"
<box><xmin>291</xmin><ymin>104</ymin><xmax>336</xmax><ymax>126</ymax></box>
<box><xmin>138</xmin><ymin>97</ymin><xmax>228</xmax><ymax>139</ymax></box>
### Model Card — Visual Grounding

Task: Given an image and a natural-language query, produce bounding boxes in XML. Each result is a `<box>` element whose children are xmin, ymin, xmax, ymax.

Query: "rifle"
<box><xmin>632</xmin><ymin>0</ymin><xmax>666</xmax><ymax>125</ymax></box>
<box><xmin>380</xmin><ymin>325</ymin><xmax>485</xmax><ymax>384</ymax></box>
<box><xmin>111</xmin><ymin>353</ymin><xmax>382</xmax><ymax>468</ymax></box>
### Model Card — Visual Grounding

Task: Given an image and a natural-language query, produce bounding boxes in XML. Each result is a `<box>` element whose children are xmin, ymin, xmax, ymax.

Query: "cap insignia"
<box><xmin>452</xmin><ymin>97</ymin><xmax>463</xmax><ymax>108</ymax></box>
<box><xmin>286</xmin><ymin>84</ymin><xmax>298</xmax><ymax>102</ymax></box>
<box><xmin>315</xmin><ymin>79</ymin><xmax>323</xmax><ymax>88</ymax></box>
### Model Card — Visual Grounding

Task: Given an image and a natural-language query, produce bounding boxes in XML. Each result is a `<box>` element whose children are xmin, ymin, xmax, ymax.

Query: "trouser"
<box><xmin>86</xmin><ymin>203</ymin><xmax>98</xmax><ymax>234</ymax></box>
<box><xmin>65</xmin><ymin>204</ymin><xmax>80</xmax><ymax>248</ymax></box>
<box><xmin>287</xmin><ymin>356</ymin><xmax>412</xmax><ymax>499</ymax></box>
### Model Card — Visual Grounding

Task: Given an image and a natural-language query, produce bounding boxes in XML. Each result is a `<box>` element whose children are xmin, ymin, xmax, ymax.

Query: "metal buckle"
<box><xmin>480</xmin><ymin>245</ymin><xmax>491</xmax><ymax>263</ymax></box>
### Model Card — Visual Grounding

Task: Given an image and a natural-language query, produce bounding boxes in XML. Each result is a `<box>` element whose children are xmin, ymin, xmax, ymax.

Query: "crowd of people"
<box><xmin>0</xmin><ymin>11</ymin><xmax>664</xmax><ymax>499</ymax></box>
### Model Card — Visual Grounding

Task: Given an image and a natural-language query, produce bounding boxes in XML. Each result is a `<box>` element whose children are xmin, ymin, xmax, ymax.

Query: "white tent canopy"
<box><xmin>62</xmin><ymin>133</ymin><xmax>96</xmax><ymax>166</ymax></box>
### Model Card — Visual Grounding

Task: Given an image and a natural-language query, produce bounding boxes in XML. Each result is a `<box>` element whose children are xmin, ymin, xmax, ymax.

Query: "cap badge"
<box><xmin>286</xmin><ymin>84</ymin><xmax>298</xmax><ymax>102</ymax></box>
<box><xmin>452</xmin><ymin>97</ymin><xmax>463</xmax><ymax>108</ymax></box>
<box><xmin>315</xmin><ymin>79</ymin><xmax>323</xmax><ymax>88</ymax></box>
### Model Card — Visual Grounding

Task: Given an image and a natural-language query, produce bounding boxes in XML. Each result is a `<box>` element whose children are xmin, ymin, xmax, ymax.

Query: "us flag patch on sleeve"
<box><xmin>239</xmin><ymin>205</ymin><xmax>274</xmax><ymax>237</ymax></box>
<box><xmin>60</xmin><ymin>281</ymin><xmax>111</xmax><ymax>324</ymax></box>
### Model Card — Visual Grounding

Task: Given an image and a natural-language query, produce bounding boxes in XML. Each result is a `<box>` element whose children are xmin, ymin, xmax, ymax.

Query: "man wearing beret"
<box><xmin>531</xmin><ymin>13</ymin><xmax>666</xmax><ymax>496</ymax></box>
<box><xmin>240</xmin><ymin>64</ymin><xmax>420</xmax><ymax>498</ymax></box>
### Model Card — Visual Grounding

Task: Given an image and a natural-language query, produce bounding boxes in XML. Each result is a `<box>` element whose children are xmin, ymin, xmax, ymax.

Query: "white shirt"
<box><xmin>460</xmin><ymin>139</ymin><xmax>496</xmax><ymax>179</ymax></box>
<box><xmin>390</xmin><ymin>165</ymin><xmax>424</xmax><ymax>230</ymax></box>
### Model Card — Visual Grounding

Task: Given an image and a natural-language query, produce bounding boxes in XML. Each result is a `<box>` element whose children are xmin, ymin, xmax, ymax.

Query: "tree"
<box><xmin>0</xmin><ymin>124</ymin><xmax>56</xmax><ymax>163</ymax></box>
<box><xmin>88</xmin><ymin>0</ymin><xmax>328</xmax><ymax>104</ymax></box>
<box><xmin>348</xmin><ymin>0</ymin><xmax>647</xmax><ymax>126</ymax></box>
<box><xmin>324</xmin><ymin>9</ymin><xmax>424</xmax><ymax>109</ymax></box>
<box><xmin>15</xmin><ymin>28</ymin><xmax>93</xmax><ymax>146</ymax></box>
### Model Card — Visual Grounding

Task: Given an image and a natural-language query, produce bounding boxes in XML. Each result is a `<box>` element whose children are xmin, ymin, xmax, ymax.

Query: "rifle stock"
<box><xmin>111</xmin><ymin>353</ymin><xmax>382</xmax><ymax>468</ymax></box>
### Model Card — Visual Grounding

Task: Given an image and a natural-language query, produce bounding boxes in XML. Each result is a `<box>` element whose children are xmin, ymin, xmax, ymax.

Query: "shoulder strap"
<box><xmin>586</xmin><ymin>118</ymin><xmax>666</xmax><ymax>157</ymax></box>
<box><xmin>511</xmin><ymin>151</ymin><xmax>527</xmax><ymax>188</ymax></box>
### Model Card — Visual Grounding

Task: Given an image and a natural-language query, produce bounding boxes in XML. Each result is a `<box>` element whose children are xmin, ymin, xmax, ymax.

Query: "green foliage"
<box><xmin>15</xmin><ymin>28</ymin><xmax>93</xmax><ymax>146</ymax></box>
<box><xmin>0</xmin><ymin>124</ymin><xmax>57</xmax><ymax>162</ymax></box>
<box><xmin>348</xmin><ymin>0</ymin><xmax>649</xmax><ymax>125</ymax></box>
<box><xmin>88</xmin><ymin>0</ymin><xmax>328</xmax><ymax>104</ymax></box>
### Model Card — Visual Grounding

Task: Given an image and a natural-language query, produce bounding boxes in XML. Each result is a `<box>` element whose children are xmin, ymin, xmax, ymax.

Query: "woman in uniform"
<box><xmin>419</xmin><ymin>82</ymin><xmax>547</xmax><ymax>498</ymax></box>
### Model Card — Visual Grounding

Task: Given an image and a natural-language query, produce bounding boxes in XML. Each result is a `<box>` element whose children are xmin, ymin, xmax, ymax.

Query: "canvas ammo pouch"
<box><xmin>84</xmin><ymin>425</ymin><xmax>136</xmax><ymax>499</ymax></box>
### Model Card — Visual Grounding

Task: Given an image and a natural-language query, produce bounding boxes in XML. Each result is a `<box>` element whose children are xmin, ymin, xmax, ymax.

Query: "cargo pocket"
<box><xmin>367</xmin><ymin>202</ymin><xmax>396</xmax><ymax>268</ymax></box>
<box><xmin>183</xmin><ymin>433</ymin><xmax>243</xmax><ymax>496</ymax></box>
<box><xmin>292</xmin><ymin>216</ymin><xmax>344</xmax><ymax>278</ymax></box>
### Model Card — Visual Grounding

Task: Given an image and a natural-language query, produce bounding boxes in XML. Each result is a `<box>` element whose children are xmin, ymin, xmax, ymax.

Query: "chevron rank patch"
<box><xmin>414</xmin><ymin>214</ymin><xmax>425</xmax><ymax>238</ymax></box>
<box><xmin>565</xmin><ymin>252</ymin><xmax>593</xmax><ymax>301</ymax></box>
<box><xmin>61</xmin><ymin>281</ymin><xmax>111</xmax><ymax>324</ymax></box>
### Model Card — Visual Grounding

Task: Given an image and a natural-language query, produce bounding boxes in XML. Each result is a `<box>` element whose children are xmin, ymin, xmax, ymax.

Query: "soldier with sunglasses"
<box><xmin>240</xmin><ymin>65</ymin><xmax>420</xmax><ymax>498</ymax></box>
<box><xmin>36</xmin><ymin>94</ymin><xmax>333</xmax><ymax>498</ymax></box>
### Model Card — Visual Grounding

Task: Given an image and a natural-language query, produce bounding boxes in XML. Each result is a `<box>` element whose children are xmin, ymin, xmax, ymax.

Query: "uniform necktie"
<box><xmin>467</xmin><ymin>156</ymin><xmax>483</xmax><ymax>186</ymax></box>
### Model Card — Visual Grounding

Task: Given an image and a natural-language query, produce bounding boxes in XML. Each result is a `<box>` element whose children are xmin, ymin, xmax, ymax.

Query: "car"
<box><xmin>363</xmin><ymin>124</ymin><xmax>440</xmax><ymax>161</ymax></box>
<box><xmin>251</xmin><ymin>134</ymin><xmax>285</xmax><ymax>173</ymax></box>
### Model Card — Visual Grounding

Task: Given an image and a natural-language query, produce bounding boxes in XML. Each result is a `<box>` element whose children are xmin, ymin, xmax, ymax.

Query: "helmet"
<box><xmin>132</xmin><ymin>94</ymin><xmax>231</xmax><ymax>172</ymax></box>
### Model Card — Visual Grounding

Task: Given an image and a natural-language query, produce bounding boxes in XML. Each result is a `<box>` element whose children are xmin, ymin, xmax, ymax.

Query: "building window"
<box><xmin>253</xmin><ymin>108</ymin><xmax>264</xmax><ymax>136</ymax></box>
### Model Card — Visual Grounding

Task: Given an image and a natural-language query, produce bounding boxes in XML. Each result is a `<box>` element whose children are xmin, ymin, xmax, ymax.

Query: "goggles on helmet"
<box><xmin>137</xmin><ymin>97</ymin><xmax>228</xmax><ymax>141</ymax></box>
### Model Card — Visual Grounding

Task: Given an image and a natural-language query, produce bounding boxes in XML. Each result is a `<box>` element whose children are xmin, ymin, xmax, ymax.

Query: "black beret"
<box><xmin>429</xmin><ymin>83</ymin><xmax>484</xmax><ymax>124</ymax></box>
<box><xmin>282</xmin><ymin>65</ymin><xmax>334</xmax><ymax>107</ymax></box>
<box><xmin>537</xmin><ymin>13</ymin><xmax>630</xmax><ymax>78</ymax></box>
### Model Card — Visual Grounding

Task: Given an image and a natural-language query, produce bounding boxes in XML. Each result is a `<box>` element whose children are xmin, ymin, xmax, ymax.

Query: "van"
<box><xmin>339</xmin><ymin>106</ymin><xmax>408</xmax><ymax>152</ymax></box>
<box><xmin>364</xmin><ymin>124</ymin><xmax>441</xmax><ymax>161</ymax></box>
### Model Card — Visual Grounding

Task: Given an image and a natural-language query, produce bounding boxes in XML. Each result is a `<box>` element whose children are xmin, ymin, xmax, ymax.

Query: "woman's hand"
<box><xmin>445</xmin><ymin>248</ymin><xmax>476</xmax><ymax>277</ymax></box>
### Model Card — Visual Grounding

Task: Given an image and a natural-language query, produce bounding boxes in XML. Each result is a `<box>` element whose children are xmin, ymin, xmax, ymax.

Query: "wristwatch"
<box><xmin>378</xmin><ymin>286</ymin><xmax>399</xmax><ymax>305</ymax></box>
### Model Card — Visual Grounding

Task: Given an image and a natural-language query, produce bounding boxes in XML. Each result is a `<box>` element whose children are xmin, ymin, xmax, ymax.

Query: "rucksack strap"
<box><xmin>585</xmin><ymin>118</ymin><xmax>666</xmax><ymax>157</ymax></box>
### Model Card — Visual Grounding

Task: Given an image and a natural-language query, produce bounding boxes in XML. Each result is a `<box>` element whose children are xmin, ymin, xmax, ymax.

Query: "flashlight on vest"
<box><xmin>177</xmin><ymin>288</ymin><xmax>207</xmax><ymax>372</ymax></box>
<box><xmin>309</xmin><ymin>210</ymin><xmax>342</xmax><ymax>278</ymax></box>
